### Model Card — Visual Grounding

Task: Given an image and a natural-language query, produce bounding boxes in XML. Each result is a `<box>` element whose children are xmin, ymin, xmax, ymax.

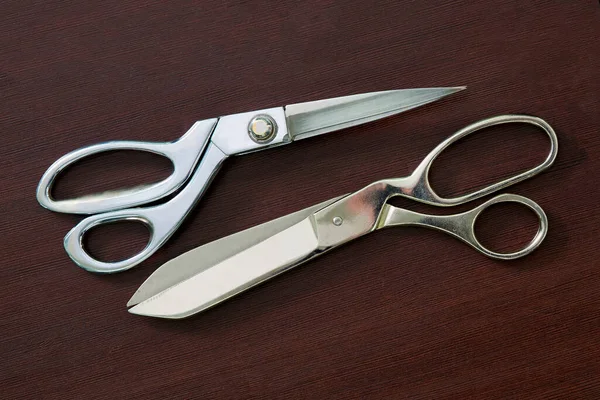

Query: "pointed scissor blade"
<box><xmin>285</xmin><ymin>87</ymin><xmax>465</xmax><ymax>141</ymax></box>
<box><xmin>127</xmin><ymin>196</ymin><xmax>345</xmax><ymax>310</ymax></box>
<box><xmin>129</xmin><ymin>216</ymin><xmax>324</xmax><ymax>319</ymax></box>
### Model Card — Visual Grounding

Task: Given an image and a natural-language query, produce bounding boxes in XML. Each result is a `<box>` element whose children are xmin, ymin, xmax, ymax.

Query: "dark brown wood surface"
<box><xmin>2</xmin><ymin>1</ymin><xmax>599</xmax><ymax>398</ymax></box>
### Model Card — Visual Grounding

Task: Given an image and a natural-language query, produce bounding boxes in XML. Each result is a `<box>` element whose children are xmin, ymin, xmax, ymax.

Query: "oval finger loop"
<box><xmin>37</xmin><ymin>119</ymin><xmax>218</xmax><ymax>215</ymax></box>
<box><xmin>412</xmin><ymin>115</ymin><xmax>558</xmax><ymax>206</ymax></box>
<box><xmin>64</xmin><ymin>210</ymin><xmax>160</xmax><ymax>273</ymax></box>
<box><xmin>467</xmin><ymin>194</ymin><xmax>548</xmax><ymax>260</ymax></box>
<box><xmin>36</xmin><ymin>141</ymin><xmax>180</xmax><ymax>214</ymax></box>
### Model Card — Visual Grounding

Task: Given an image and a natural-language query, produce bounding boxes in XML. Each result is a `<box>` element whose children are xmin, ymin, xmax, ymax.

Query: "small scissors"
<box><xmin>37</xmin><ymin>87</ymin><xmax>464</xmax><ymax>273</ymax></box>
<box><xmin>127</xmin><ymin>114</ymin><xmax>559</xmax><ymax>319</ymax></box>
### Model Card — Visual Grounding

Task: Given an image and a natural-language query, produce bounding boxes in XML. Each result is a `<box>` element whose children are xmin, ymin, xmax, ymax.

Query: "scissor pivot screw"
<box><xmin>332</xmin><ymin>216</ymin><xmax>343</xmax><ymax>226</ymax></box>
<box><xmin>248</xmin><ymin>114</ymin><xmax>277</xmax><ymax>143</ymax></box>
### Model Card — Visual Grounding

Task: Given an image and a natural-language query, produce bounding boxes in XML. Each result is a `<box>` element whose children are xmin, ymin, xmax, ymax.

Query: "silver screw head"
<box><xmin>332</xmin><ymin>216</ymin><xmax>343</xmax><ymax>226</ymax></box>
<box><xmin>248</xmin><ymin>114</ymin><xmax>277</xmax><ymax>143</ymax></box>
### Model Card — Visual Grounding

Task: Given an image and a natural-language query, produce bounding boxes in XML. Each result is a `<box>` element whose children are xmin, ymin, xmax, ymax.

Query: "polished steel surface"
<box><xmin>380</xmin><ymin>193</ymin><xmax>547</xmax><ymax>260</ymax></box>
<box><xmin>64</xmin><ymin>142</ymin><xmax>228</xmax><ymax>273</ymax></box>
<box><xmin>247</xmin><ymin>114</ymin><xmax>278</xmax><ymax>143</ymax></box>
<box><xmin>127</xmin><ymin>196</ymin><xmax>345</xmax><ymax>306</ymax></box>
<box><xmin>313</xmin><ymin>114</ymin><xmax>558</xmax><ymax>248</ymax></box>
<box><xmin>37</xmin><ymin>87</ymin><xmax>463</xmax><ymax>273</ymax></box>
<box><xmin>36</xmin><ymin>118</ymin><xmax>218</xmax><ymax>214</ymax></box>
<box><xmin>129</xmin><ymin>114</ymin><xmax>558</xmax><ymax>319</ymax></box>
<box><xmin>209</xmin><ymin>106</ymin><xmax>289</xmax><ymax>155</ymax></box>
<box><xmin>129</xmin><ymin>217</ymin><xmax>322</xmax><ymax>319</ymax></box>
<box><xmin>285</xmin><ymin>87</ymin><xmax>465</xmax><ymax>140</ymax></box>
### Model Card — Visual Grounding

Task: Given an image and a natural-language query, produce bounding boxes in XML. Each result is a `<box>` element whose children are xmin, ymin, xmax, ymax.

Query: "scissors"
<box><xmin>37</xmin><ymin>87</ymin><xmax>464</xmax><ymax>273</ymax></box>
<box><xmin>126</xmin><ymin>114</ymin><xmax>558</xmax><ymax>319</ymax></box>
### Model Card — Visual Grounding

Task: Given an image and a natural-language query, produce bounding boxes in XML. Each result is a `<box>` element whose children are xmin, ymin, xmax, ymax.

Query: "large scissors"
<box><xmin>37</xmin><ymin>87</ymin><xmax>464</xmax><ymax>273</ymax></box>
<box><xmin>127</xmin><ymin>114</ymin><xmax>558</xmax><ymax>319</ymax></box>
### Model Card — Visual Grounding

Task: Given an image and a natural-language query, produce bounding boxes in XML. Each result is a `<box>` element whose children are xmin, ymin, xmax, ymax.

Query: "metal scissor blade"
<box><xmin>128</xmin><ymin>216</ymin><xmax>326</xmax><ymax>319</ymax></box>
<box><xmin>285</xmin><ymin>87</ymin><xmax>465</xmax><ymax>141</ymax></box>
<box><xmin>127</xmin><ymin>196</ymin><xmax>346</xmax><ymax>310</ymax></box>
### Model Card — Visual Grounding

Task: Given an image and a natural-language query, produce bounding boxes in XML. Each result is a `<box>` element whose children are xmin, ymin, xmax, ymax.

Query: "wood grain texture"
<box><xmin>1</xmin><ymin>1</ymin><xmax>599</xmax><ymax>398</ymax></box>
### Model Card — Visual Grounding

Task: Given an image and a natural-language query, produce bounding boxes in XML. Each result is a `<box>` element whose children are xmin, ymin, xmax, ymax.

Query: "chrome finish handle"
<box><xmin>36</xmin><ymin>119</ymin><xmax>217</xmax><ymax>214</ymax></box>
<box><xmin>314</xmin><ymin>115</ymin><xmax>557</xmax><ymax>250</ymax></box>
<box><xmin>64</xmin><ymin>141</ymin><xmax>228</xmax><ymax>273</ymax></box>
<box><xmin>381</xmin><ymin>193</ymin><xmax>548</xmax><ymax>260</ymax></box>
<box><xmin>387</xmin><ymin>115</ymin><xmax>558</xmax><ymax>206</ymax></box>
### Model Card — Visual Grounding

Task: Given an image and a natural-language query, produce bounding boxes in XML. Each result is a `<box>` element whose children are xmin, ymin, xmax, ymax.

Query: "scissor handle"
<box><xmin>64</xmin><ymin>141</ymin><xmax>229</xmax><ymax>273</ymax></box>
<box><xmin>382</xmin><ymin>193</ymin><xmax>548</xmax><ymax>260</ymax></box>
<box><xmin>36</xmin><ymin>119</ymin><xmax>217</xmax><ymax>214</ymax></box>
<box><xmin>388</xmin><ymin>115</ymin><xmax>558</xmax><ymax>206</ymax></box>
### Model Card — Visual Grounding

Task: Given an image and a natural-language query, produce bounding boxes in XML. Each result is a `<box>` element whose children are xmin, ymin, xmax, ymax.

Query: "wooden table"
<box><xmin>2</xmin><ymin>1</ymin><xmax>599</xmax><ymax>398</ymax></box>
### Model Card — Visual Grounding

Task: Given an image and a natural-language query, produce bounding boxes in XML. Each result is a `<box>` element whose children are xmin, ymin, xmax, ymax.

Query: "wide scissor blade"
<box><xmin>128</xmin><ymin>216</ymin><xmax>325</xmax><ymax>319</ymax></box>
<box><xmin>127</xmin><ymin>196</ymin><xmax>343</xmax><ymax>307</ymax></box>
<box><xmin>127</xmin><ymin>196</ymin><xmax>345</xmax><ymax>316</ymax></box>
<box><xmin>285</xmin><ymin>87</ymin><xmax>465</xmax><ymax>140</ymax></box>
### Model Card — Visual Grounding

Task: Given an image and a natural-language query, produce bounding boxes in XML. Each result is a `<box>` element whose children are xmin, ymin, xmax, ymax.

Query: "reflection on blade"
<box><xmin>127</xmin><ymin>196</ymin><xmax>345</xmax><ymax>306</ymax></box>
<box><xmin>285</xmin><ymin>87</ymin><xmax>465</xmax><ymax>140</ymax></box>
<box><xmin>129</xmin><ymin>217</ymin><xmax>321</xmax><ymax>319</ymax></box>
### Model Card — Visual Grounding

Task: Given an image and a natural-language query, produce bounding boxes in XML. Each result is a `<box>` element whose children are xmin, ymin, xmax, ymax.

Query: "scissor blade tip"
<box><xmin>127</xmin><ymin>284</ymin><xmax>157</xmax><ymax>306</ymax></box>
<box><xmin>126</xmin><ymin>287</ymin><xmax>148</xmax><ymax>307</ymax></box>
<box><xmin>127</xmin><ymin>304</ymin><xmax>144</xmax><ymax>315</ymax></box>
<box><xmin>128</xmin><ymin>299</ymin><xmax>187</xmax><ymax>319</ymax></box>
<box><xmin>126</xmin><ymin>297</ymin><xmax>139</xmax><ymax>307</ymax></box>
<box><xmin>128</xmin><ymin>302</ymin><xmax>161</xmax><ymax>318</ymax></box>
<box><xmin>438</xmin><ymin>86</ymin><xmax>466</xmax><ymax>93</ymax></box>
<box><xmin>435</xmin><ymin>86</ymin><xmax>466</xmax><ymax>97</ymax></box>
